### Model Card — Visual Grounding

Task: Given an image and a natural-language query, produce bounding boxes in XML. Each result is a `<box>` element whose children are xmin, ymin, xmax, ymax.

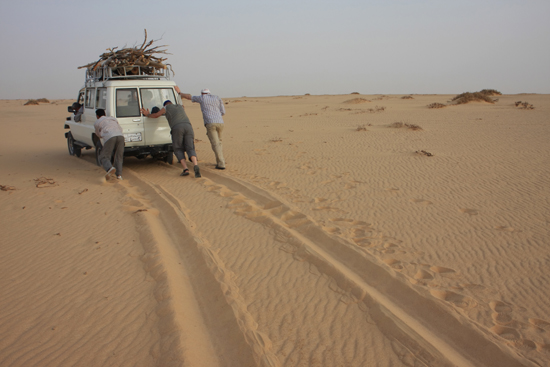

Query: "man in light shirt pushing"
<box><xmin>176</xmin><ymin>87</ymin><xmax>226</xmax><ymax>170</ymax></box>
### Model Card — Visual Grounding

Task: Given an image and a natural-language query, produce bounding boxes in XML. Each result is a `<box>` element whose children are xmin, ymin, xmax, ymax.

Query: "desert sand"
<box><xmin>1</xmin><ymin>93</ymin><xmax>549</xmax><ymax>367</ymax></box>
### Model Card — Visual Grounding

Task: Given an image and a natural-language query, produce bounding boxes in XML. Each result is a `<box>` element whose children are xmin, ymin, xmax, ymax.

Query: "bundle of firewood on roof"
<box><xmin>78</xmin><ymin>30</ymin><xmax>173</xmax><ymax>76</ymax></box>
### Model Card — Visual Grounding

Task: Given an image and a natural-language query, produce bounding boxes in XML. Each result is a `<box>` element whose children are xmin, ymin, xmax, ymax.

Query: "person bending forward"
<box><xmin>141</xmin><ymin>101</ymin><xmax>201</xmax><ymax>178</ymax></box>
<box><xmin>94</xmin><ymin>109</ymin><xmax>125</xmax><ymax>181</ymax></box>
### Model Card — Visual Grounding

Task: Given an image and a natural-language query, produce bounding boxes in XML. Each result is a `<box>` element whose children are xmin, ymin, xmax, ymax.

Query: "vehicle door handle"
<box><xmin>133</xmin><ymin>119</ymin><xmax>141</xmax><ymax>122</ymax></box>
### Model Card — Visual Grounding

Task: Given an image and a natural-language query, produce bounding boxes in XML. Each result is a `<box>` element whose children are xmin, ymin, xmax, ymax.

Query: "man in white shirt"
<box><xmin>94</xmin><ymin>109</ymin><xmax>125</xmax><ymax>181</ymax></box>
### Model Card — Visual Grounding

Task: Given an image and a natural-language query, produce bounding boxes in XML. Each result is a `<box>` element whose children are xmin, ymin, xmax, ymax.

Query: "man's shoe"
<box><xmin>105</xmin><ymin>167</ymin><xmax>116</xmax><ymax>181</ymax></box>
<box><xmin>215</xmin><ymin>165</ymin><xmax>225</xmax><ymax>170</ymax></box>
<box><xmin>194</xmin><ymin>165</ymin><xmax>201</xmax><ymax>178</ymax></box>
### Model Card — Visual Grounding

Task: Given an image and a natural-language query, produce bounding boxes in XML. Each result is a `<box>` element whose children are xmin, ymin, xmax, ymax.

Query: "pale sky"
<box><xmin>1</xmin><ymin>0</ymin><xmax>549</xmax><ymax>99</ymax></box>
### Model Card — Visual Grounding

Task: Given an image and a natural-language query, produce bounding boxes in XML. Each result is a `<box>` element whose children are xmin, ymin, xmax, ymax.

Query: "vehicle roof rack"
<box><xmin>85</xmin><ymin>65</ymin><xmax>170</xmax><ymax>85</ymax></box>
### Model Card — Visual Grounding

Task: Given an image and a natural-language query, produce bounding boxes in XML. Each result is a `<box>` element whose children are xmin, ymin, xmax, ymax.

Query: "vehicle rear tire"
<box><xmin>67</xmin><ymin>132</ymin><xmax>81</xmax><ymax>157</ymax></box>
<box><xmin>95</xmin><ymin>140</ymin><xmax>102</xmax><ymax>166</ymax></box>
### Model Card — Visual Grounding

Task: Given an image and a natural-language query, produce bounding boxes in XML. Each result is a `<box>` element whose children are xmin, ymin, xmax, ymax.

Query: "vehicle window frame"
<box><xmin>96</xmin><ymin>88</ymin><xmax>107</xmax><ymax>110</ymax></box>
<box><xmin>85</xmin><ymin>88</ymin><xmax>95</xmax><ymax>109</ymax></box>
<box><xmin>115</xmin><ymin>88</ymin><xmax>140</xmax><ymax>118</ymax></box>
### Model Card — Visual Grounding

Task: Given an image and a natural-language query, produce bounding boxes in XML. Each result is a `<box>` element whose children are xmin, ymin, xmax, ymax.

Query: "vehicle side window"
<box><xmin>96</xmin><ymin>88</ymin><xmax>107</xmax><ymax>109</ymax></box>
<box><xmin>116</xmin><ymin>88</ymin><xmax>140</xmax><ymax>117</ymax></box>
<box><xmin>85</xmin><ymin>88</ymin><xmax>95</xmax><ymax>109</ymax></box>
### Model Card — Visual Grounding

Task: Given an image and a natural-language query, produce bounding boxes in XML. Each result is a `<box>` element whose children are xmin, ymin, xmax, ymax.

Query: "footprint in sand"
<box><xmin>430</xmin><ymin>266</ymin><xmax>456</xmax><ymax>274</ymax></box>
<box><xmin>385</xmin><ymin>188</ymin><xmax>400</xmax><ymax>196</ymax></box>
<box><xmin>430</xmin><ymin>289</ymin><xmax>476</xmax><ymax>309</ymax></box>
<box><xmin>383</xmin><ymin>258</ymin><xmax>403</xmax><ymax>270</ymax></box>
<box><xmin>330</xmin><ymin>218</ymin><xmax>355</xmax><ymax>225</ymax></box>
<box><xmin>528</xmin><ymin>318</ymin><xmax>550</xmax><ymax>329</ymax></box>
<box><xmin>410</xmin><ymin>198</ymin><xmax>433</xmax><ymax>205</ymax></box>
<box><xmin>353</xmin><ymin>238</ymin><xmax>372</xmax><ymax>247</ymax></box>
<box><xmin>459</xmin><ymin>208</ymin><xmax>478</xmax><ymax>216</ymax></box>
<box><xmin>492</xmin><ymin>312</ymin><xmax>514</xmax><ymax>325</ymax></box>
<box><xmin>414</xmin><ymin>269</ymin><xmax>434</xmax><ymax>280</ymax></box>
<box><xmin>489</xmin><ymin>300</ymin><xmax>513</xmax><ymax>314</ymax></box>
<box><xmin>323</xmin><ymin>226</ymin><xmax>341</xmax><ymax>234</ymax></box>
<box><xmin>494</xmin><ymin>226</ymin><xmax>522</xmax><ymax>233</ymax></box>
<box><xmin>490</xmin><ymin>325</ymin><xmax>521</xmax><ymax>341</ymax></box>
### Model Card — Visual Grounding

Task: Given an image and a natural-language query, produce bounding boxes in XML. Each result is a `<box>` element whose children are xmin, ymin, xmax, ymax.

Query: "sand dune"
<box><xmin>1</xmin><ymin>94</ymin><xmax>549</xmax><ymax>366</ymax></box>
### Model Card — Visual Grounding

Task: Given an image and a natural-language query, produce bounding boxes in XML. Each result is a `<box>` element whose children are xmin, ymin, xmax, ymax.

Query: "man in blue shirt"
<box><xmin>176</xmin><ymin>87</ymin><xmax>226</xmax><ymax>170</ymax></box>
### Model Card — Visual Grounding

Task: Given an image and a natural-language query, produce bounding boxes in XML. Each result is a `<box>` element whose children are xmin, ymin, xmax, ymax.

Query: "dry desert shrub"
<box><xmin>389</xmin><ymin>122</ymin><xmax>422</xmax><ymax>130</ymax></box>
<box><xmin>24</xmin><ymin>99</ymin><xmax>39</xmax><ymax>106</ymax></box>
<box><xmin>479</xmin><ymin>89</ymin><xmax>502</xmax><ymax>96</ymax></box>
<box><xmin>367</xmin><ymin>106</ymin><xmax>386</xmax><ymax>113</ymax></box>
<box><xmin>401</xmin><ymin>95</ymin><xmax>414</xmax><ymax>99</ymax></box>
<box><xmin>269</xmin><ymin>137</ymin><xmax>283</xmax><ymax>143</ymax></box>
<box><xmin>515</xmin><ymin>101</ymin><xmax>535</xmax><ymax>109</ymax></box>
<box><xmin>343</xmin><ymin>98</ymin><xmax>371</xmax><ymax>104</ymax></box>
<box><xmin>356</xmin><ymin>124</ymin><xmax>369</xmax><ymax>131</ymax></box>
<box><xmin>37</xmin><ymin>98</ymin><xmax>50</xmax><ymax>103</ymax></box>
<box><xmin>427</xmin><ymin>102</ymin><xmax>446</xmax><ymax>109</ymax></box>
<box><xmin>415</xmin><ymin>150</ymin><xmax>433</xmax><ymax>157</ymax></box>
<box><xmin>451</xmin><ymin>91</ymin><xmax>496</xmax><ymax>104</ymax></box>
<box><xmin>34</xmin><ymin>177</ymin><xmax>57</xmax><ymax>188</ymax></box>
<box><xmin>351</xmin><ymin>92</ymin><xmax>360</xmax><ymax>95</ymax></box>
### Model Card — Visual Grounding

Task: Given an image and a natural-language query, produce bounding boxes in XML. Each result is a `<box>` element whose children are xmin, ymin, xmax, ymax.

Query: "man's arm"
<box><xmin>140</xmin><ymin>107</ymin><xmax>165</xmax><ymax>118</ymax></box>
<box><xmin>219</xmin><ymin>98</ymin><xmax>226</xmax><ymax>116</ymax></box>
<box><xmin>94</xmin><ymin>120</ymin><xmax>102</xmax><ymax>139</ymax></box>
<box><xmin>174</xmin><ymin>86</ymin><xmax>192</xmax><ymax>101</ymax></box>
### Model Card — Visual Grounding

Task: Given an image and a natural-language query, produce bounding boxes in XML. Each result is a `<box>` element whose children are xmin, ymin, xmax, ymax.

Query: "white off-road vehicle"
<box><xmin>64</xmin><ymin>65</ymin><xmax>180</xmax><ymax>165</ymax></box>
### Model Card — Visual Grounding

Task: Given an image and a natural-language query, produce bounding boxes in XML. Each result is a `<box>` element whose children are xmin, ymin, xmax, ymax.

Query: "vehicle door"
<box><xmin>69</xmin><ymin>88</ymin><xmax>91</xmax><ymax>143</ymax></box>
<box><xmin>115</xmin><ymin>88</ymin><xmax>144</xmax><ymax>146</ymax></box>
<box><xmin>140</xmin><ymin>88</ymin><xmax>174</xmax><ymax>145</ymax></box>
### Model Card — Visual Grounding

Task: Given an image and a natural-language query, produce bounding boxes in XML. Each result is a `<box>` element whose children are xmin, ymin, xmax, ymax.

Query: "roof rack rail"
<box><xmin>85</xmin><ymin>65</ymin><xmax>170</xmax><ymax>85</ymax></box>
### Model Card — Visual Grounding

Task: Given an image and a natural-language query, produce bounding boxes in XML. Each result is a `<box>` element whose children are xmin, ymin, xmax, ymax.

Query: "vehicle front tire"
<box><xmin>67</xmin><ymin>132</ymin><xmax>82</xmax><ymax>157</ymax></box>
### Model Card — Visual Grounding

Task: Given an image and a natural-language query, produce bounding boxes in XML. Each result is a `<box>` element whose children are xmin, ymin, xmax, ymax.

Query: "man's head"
<box><xmin>96</xmin><ymin>109</ymin><xmax>106</xmax><ymax>119</ymax></box>
<box><xmin>201</xmin><ymin>89</ymin><xmax>211</xmax><ymax>95</ymax></box>
<box><xmin>163</xmin><ymin>100</ymin><xmax>172</xmax><ymax>106</ymax></box>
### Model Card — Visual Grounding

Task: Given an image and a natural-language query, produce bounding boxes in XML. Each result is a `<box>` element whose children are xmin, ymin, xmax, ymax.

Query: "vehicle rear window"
<box><xmin>116</xmin><ymin>88</ymin><xmax>140</xmax><ymax>117</ymax></box>
<box><xmin>140</xmin><ymin>88</ymin><xmax>176</xmax><ymax>112</ymax></box>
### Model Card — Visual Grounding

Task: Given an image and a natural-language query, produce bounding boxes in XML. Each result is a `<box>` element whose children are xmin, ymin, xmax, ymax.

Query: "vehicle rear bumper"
<box><xmin>124</xmin><ymin>144</ymin><xmax>173</xmax><ymax>158</ymax></box>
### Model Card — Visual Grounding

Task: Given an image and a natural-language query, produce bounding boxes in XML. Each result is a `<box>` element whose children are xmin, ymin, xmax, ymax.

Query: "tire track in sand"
<box><xmin>185</xmin><ymin>168</ymin><xmax>532</xmax><ymax>367</ymax></box>
<box><xmin>114</xmin><ymin>177</ymin><xmax>261</xmax><ymax>367</ymax></box>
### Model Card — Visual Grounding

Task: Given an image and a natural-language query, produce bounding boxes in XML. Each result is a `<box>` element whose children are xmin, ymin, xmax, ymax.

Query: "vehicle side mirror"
<box><xmin>68</xmin><ymin>106</ymin><xmax>74</xmax><ymax>113</ymax></box>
